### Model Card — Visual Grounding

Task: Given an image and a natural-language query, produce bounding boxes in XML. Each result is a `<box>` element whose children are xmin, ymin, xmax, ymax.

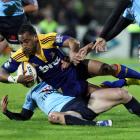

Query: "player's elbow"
<box><xmin>48</xmin><ymin>112</ymin><xmax>65</xmax><ymax>125</ymax></box>
<box><xmin>69</xmin><ymin>38</ymin><xmax>80</xmax><ymax>52</ymax></box>
<box><xmin>0</xmin><ymin>68</ymin><xmax>9</xmax><ymax>82</ymax></box>
<box><xmin>33</xmin><ymin>5</ymin><xmax>38</xmax><ymax>12</ymax></box>
<box><xmin>24</xmin><ymin>5</ymin><xmax>38</xmax><ymax>13</ymax></box>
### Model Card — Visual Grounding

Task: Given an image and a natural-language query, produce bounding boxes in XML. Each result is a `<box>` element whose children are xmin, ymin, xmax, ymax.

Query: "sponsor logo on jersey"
<box><xmin>39</xmin><ymin>56</ymin><xmax>61</xmax><ymax>73</ymax></box>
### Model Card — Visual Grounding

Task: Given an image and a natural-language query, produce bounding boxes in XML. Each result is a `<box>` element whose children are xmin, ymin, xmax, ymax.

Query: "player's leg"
<box><xmin>101</xmin><ymin>78</ymin><xmax>140</xmax><ymax>88</ymax></box>
<box><xmin>86</xmin><ymin>59</ymin><xmax>140</xmax><ymax>79</ymax></box>
<box><xmin>48</xmin><ymin>111</ymin><xmax>112</xmax><ymax>126</ymax></box>
<box><xmin>88</xmin><ymin>88</ymin><xmax>131</xmax><ymax>113</ymax></box>
<box><xmin>88</xmin><ymin>88</ymin><xmax>140</xmax><ymax>116</ymax></box>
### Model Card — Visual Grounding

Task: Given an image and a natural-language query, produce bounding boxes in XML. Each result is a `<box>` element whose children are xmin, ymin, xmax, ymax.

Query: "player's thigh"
<box><xmin>87</xmin><ymin>59</ymin><xmax>115</xmax><ymax>76</ymax></box>
<box><xmin>87</xmin><ymin>88</ymin><xmax>132</xmax><ymax>114</ymax></box>
<box><xmin>87</xmin><ymin>59</ymin><xmax>106</xmax><ymax>75</ymax></box>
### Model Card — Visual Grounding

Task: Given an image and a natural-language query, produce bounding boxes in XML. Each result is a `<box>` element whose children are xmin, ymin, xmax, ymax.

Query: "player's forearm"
<box><xmin>105</xmin><ymin>16</ymin><xmax>133</xmax><ymax>41</ymax></box>
<box><xmin>68</xmin><ymin>38</ymin><xmax>80</xmax><ymax>52</ymax></box>
<box><xmin>24</xmin><ymin>5</ymin><xmax>38</xmax><ymax>13</ymax></box>
<box><xmin>3</xmin><ymin>109</ymin><xmax>33</xmax><ymax>121</ymax></box>
<box><xmin>0</xmin><ymin>68</ymin><xmax>18</xmax><ymax>83</ymax></box>
<box><xmin>0</xmin><ymin>68</ymin><xmax>10</xmax><ymax>83</ymax></box>
<box><xmin>100</xmin><ymin>0</ymin><xmax>131</xmax><ymax>39</ymax></box>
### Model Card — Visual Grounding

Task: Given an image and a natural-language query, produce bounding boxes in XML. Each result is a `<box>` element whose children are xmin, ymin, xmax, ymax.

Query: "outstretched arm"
<box><xmin>93</xmin><ymin>0</ymin><xmax>131</xmax><ymax>52</ymax></box>
<box><xmin>1</xmin><ymin>95</ymin><xmax>33</xmax><ymax>120</ymax></box>
<box><xmin>104</xmin><ymin>16</ymin><xmax>133</xmax><ymax>41</ymax></box>
<box><xmin>100</xmin><ymin>0</ymin><xmax>131</xmax><ymax>39</ymax></box>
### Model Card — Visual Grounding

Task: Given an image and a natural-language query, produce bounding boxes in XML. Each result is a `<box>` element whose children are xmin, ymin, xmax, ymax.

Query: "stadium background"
<box><xmin>28</xmin><ymin>0</ymin><xmax>140</xmax><ymax>59</ymax></box>
<box><xmin>1</xmin><ymin>1</ymin><xmax>140</xmax><ymax>140</ymax></box>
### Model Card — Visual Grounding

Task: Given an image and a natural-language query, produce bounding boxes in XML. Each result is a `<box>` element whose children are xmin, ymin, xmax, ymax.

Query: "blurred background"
<box><xmin>28</xmin><ymin>0</ymin><xmax>140</xmax><ymax>59</ymax></box>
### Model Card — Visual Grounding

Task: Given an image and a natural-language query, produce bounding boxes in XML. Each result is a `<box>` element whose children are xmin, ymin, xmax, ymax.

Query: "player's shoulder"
<box><xmin>11</xmin><ymin>48</ymin><xmax>29</xmax><ymax>62</ymax></box>
<box><xmin>38</xmin><ymin>33</ymin><xmax>57</xmax><ymax>43</ymax></box>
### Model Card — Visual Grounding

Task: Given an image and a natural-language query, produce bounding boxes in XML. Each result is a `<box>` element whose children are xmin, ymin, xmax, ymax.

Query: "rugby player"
<box><xmin>1</xmin><ymin>82</ymin><xmax>140</xmax><ymax>126</ymax></box>
<box><xmin>0</xmin><ymin>24</ymin><xmax>140</xmax><ymax>98</ymax></box>
<box><xmin>1</xmin><ymin>81</ymin><xmax>140</xmax><ymax>126</ymax></box>
<box><xmin>92</xmin><ymin>0</ymin><xmax>139</xmax><ymax>52</ymax></box>
<box><xmin>0</xmin><ymin>0</ymin><xmax>38</xmax><ymax>55</ymax></box>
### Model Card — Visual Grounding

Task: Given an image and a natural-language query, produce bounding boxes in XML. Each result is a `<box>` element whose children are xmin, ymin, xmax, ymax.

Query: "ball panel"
<box><xmin>17</xmin><ymin>62</ymin><xmax>37</xmax><ymax>87</ymax></box>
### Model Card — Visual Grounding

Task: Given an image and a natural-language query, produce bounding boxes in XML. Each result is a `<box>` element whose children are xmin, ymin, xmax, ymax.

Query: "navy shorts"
<box><xmin>0</xmin><ymin>14</ymin><xmax>28</xmax><ymax>44</ymax></box>
<box><xmin>61</xmin><ymin>97</ymin><xmax>98</xmax><ymax>120</ymax></box>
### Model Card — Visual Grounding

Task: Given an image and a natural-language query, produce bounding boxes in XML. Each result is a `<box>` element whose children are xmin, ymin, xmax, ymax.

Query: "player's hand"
<box><xmin>61</xmin><ymin>60</ymin><xmax>71</xmax><ymax>70</ymax></box>
<box><xmin>93</xmin><ymin>37</ymin><xmax>107</xmax><ymax>53</ymax></box>
<box><xmin>69</xmin><ymin>51</ymin><xmax>81</xmax><ymax>66</ymax></box>
<box><xmin>77</xmin><ymin>42</ymin><xmax>94</xmax><ymax>60</ymax></box>
<box><xmin>17</xmin><ymin>75</ymin><xmax>34</xmax><ymax>85</ymax></box>
<box><xmin>1</xmin><ymin>95</ymin><xmax>8</xmax><ymax>113</ymax></box>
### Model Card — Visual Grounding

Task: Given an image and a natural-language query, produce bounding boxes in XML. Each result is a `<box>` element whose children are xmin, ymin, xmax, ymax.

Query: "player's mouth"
<box><xmin>23</xmin><ymin>47</ymin><xmax>33</xmax><ymax>56</ymax></box>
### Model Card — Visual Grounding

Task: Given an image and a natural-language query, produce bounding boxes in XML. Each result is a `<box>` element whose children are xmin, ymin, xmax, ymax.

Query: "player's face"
<box><xmin>19</xmin><ymin>32</ymin><xmax>37</xmax><ymax>56</ymax></box>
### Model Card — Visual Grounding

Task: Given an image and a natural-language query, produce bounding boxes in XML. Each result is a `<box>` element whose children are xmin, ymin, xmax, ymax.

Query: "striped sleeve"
<box><xmin>2</xmin><ymin>57</ymin><xmax>20</xmax><ymax>73</ymax></box>
<box><xmin>54</xmin><ymin>34</ymin><xmax>70</xmax><ymax>47</ymax></box>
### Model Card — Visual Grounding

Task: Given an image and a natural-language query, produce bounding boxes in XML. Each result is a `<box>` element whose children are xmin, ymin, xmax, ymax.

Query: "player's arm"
<box><xmin>0</xmin><ymin>58</ymin><xmax>20</xmax><ymax>83</ymax></box>
<box><xmin>0</xmin><ymin>58</ymin><xmax>34</xmax><ymax>84</ymax></box>
<box><xmin>62</xmin><ymin>37</ymin><xmax>80</xmax><ymax>53</ymax></box>
<box><xmin>54</xmin><ymin>34</ymin><xmax>81</xmax><ymax>65</ymax></box>
<box><xmin>1</xmin><ymin>95</ymin><xmax>34</xmax><ymax>121</ymax></box>
<box><xmin>104</xmin><ymin>16</ymin><xmax>133</xmax><ymax>41</ymax></box>
<box><xmin>23</xmin><ymin>0</ymin><xmax>38</xmax><ymax>13</ymax></box>
<box><xmin>93</xmin><ymin>0</ymin><xmax>131</xmax><ymax>52</ymax></box>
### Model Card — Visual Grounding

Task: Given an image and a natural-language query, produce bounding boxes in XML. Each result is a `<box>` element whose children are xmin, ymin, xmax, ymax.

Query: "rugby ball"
<box><xmin>17</xmin><ymin>62</ymin><xmax>37</xmax><ymax>87</ymax></box>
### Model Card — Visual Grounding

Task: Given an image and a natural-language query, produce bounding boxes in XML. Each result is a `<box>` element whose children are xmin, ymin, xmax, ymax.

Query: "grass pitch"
<box><xmin>0</xmin><ymin>56</ymin><xmax>140</xmax><ymax>140</ymax></box>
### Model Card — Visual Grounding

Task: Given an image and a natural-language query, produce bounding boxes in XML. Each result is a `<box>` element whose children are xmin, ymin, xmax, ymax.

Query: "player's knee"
<box><xmin>48</xmin><ymin>112</ymin><xmax>60</xmax><ymax>124</ymax></box>
<box><xmin>99</xmin><ymin>63</ymin><xmax>114</xmax><ymax>75</ymax></box>
<box><xmin>118</xmin><ymin>88</ymin><xmax>131</xmax><ymax>103</ymax></box>
<box><xmin>48</xmin><ymin>112</ymin><xmax>65</xmax><ymax>124</ymax></box>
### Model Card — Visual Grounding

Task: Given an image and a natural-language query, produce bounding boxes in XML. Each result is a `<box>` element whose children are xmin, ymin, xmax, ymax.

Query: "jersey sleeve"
<box><xmin>54</xmin><ymin>34</ymin><xmax>70</xmax><ymax>47</ymax></box>
<box><xmin>123</xmin><ymin>8</ymin><xmax>135</xmax><ymax>21</ymax></box>
<box><xmin>22</xmin><ymin>91</ymin><xmax>37</xmax><ymax>112</ymax></box>
<box><xmin>2</xmin><ymin>48</ymin><xmax>29</xmax><ymax>73</ymax></box>
<box><xmin>1</xmin><ymin>57</ymin><xmax>20</xmax><ymax>73</ymax></box>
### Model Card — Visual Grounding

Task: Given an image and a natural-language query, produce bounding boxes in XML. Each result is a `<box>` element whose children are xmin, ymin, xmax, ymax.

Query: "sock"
<box><xmin>114</xmin><ymin>64</ymin><xmax>140</xmax><ymax>79</ymax></box>
<box><xmin>124</xmin><ymin>97</ymin><xmax>140</xmax><ymax>116</ymax></box>
<box><xmin>64</xmin><ymin>115</ymin><xmax>96</xmax><ymax>126</ymax></box>
<box><xmin>101</xmin><ymin>79</ymin><xmax>126</xmax><ymax>88</ymax></box>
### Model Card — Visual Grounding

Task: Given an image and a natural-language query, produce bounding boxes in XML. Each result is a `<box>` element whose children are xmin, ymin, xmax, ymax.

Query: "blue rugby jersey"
<box><xmin>123</xmin><ymin>0</ymin><xmax>140</xmax><ymax>25</ymax></box>
<box><xmin>22</xmin><ymin>82</ymin><xmax>75</xmax><ymax>115</ymax></box>
<box><xmin>0</xmin><ymin>0</ymin><xmax>24</xmax><ymax>16</ymax></box>
<box><xmin>0</xmin><ymin>0</ymin><xmax>38</xmax><ymax>16</ymax></box>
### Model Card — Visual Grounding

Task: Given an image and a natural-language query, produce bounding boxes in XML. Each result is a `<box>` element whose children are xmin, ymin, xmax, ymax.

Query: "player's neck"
<box><xmin>36</xmin><ymin>43</ymin><xmax>41</xmax><ymax>54</ymax></box>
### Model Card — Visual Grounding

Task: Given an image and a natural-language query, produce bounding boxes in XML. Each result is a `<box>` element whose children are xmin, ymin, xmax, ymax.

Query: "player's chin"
<box><xmin>23</xmin><ymin>50</ymin><xmax>32</xmax><ymax>57</ymax></box>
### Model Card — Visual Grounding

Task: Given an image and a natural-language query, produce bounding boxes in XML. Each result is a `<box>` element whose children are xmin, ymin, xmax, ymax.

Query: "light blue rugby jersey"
<box><xmin>0</xmin><ymin>0</ymin><xmax>24</xmax><ymax>16</ymax></box>
<box><xmin>123</xmin><ymin>0</ymin><xmax>140</xmax><ymax>25</ymax></box>
<box><xmin>23</xmin><ymin>82</ymin><xmax>75</xmax><ymax>115</ymax></box>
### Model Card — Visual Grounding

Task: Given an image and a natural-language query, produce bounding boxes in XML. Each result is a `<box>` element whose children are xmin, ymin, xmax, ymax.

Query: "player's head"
<box><xmin>18</xmin><ymin>24</ymin><xmax>38</xmax><ymax>56</ymax></box>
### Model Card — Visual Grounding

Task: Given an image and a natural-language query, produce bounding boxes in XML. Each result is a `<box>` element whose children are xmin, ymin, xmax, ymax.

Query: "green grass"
<box><xmin>0</xmin><ymin>56</ymin><xmax>140</xmax><ymax>140</ymax></box>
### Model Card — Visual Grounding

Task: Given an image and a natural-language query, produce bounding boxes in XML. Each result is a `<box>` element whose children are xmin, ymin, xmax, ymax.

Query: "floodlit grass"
<box><xmin>0</xmin><ymin>56</ymin><xmax>140</xmax><ymax>140</ymax></box>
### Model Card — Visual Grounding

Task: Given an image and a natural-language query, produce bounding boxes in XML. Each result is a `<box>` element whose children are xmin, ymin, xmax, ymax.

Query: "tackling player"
<box><xmin>1</xmin><ymin>81</ymin><xmax>140</xmax><ymax>126</ymax></box>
